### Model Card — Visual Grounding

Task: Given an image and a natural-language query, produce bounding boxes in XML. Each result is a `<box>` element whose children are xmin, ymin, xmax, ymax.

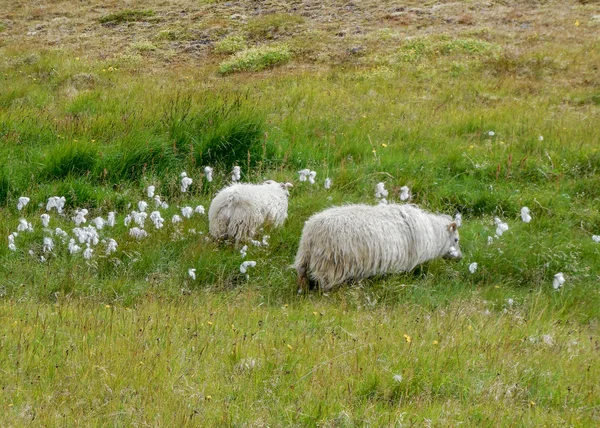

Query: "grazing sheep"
<box><xmin>209</xmin><ymin>181</ymin><xmax>292</xmax><ymax>243</ymax></box>
<box><xmin>295</xmin><ymin>203</ymin><xmax>462</xmax><ymax>291</ymax></box>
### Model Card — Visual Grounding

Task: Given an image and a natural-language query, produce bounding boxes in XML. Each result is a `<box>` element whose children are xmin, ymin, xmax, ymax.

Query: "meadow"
<box><xmin>1</xmin><ymin>0</ymin><xmax>599</xmax><ymax>425</ymax></box>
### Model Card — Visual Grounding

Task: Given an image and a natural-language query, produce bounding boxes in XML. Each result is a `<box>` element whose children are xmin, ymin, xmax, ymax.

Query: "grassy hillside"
<box><xmin>1</xmin><ymin>0</ymin><xmax>599</xmax><ymax>425</ymax></box>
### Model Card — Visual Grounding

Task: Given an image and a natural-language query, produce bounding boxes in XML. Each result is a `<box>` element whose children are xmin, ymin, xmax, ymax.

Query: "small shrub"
<box><xmin>99</xmin><ymin>10</ymin><xmax>155</xmax><ymax>25</ymax></box>
<box><xmin>155</xmin><ymin>29</ymin><xmax>188</xmax><ymax>41</ymax></box>
<box><xmin>218</xmin><ymin>45</ymin><xmax>291</xmax><ymax>74</ymax></box>
<box><xmin>41</xmin><ymin>141</ymin><xmax>97</xmax><ymax>180</ymax></box>
<box><xmin>214</xmin><ymin>35</ymin><xmax>247</xmax><ymax>54</ymax></box>
<box><xmin>132</xmin><ymin>40</ymin><xmax>157</xmax><ymax>52</ymax></box>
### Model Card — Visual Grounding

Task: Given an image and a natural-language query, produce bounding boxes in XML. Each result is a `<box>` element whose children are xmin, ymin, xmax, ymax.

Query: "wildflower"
<box><xmin>433</xmin><ymin>340</ymin><xmax>439</xmax><ymax>345</ymax></box>
<box><xmin>324</xmin><ymin>177</ymin><xmax>332</xmax><ymax>190</ymax></box>
<box><xmin>375</xmin><ymin>182</ymin><xmax>388</xmax><ymax>199</ymax></box>
<box><xmin>150</xmin><ymin>211</ymin><xmax>164</xmax><ymax>229</ymax></box>
<box><xmin>83</xmin><ymin>245</ymin><xmax>93</xmax><ymax>259</ymax></box>
<box><xmin>17</xmin><ymin>219</ymin><xmax>33</xmax><ymax>232</ymax></box>
<box><xmin>107</xmin><ymin>212</ymin><xmax>116</xmax><ymax>227</ymax></box>
<box><xmin>469</xmin><ymin>262</ymin><xmax>478</xmax><ymax>274</ymax></box>
<box><xmin>138</xmin><ymin>201</ymin><xmax>148</xmax><ymax>212</ymax></box>
<box><xmin>231</xmin><ymin>166</ymin><xmax>241</xmax><ymax>182</ymax></box>
<box><xmin>129</xmin><ymin>227</ymin><xmax>148</xmax><ymax>240</ymax></box>
<box><xmin>41</xmin><ymin>213</ymin><xmax>50</xmax><ymax>228</ymax></box>
<box><xmin>287</xmin><ymin>344</ymin><xmax>293</xmax><ymax>350</ymax></box>
<box><xmin>43</xmin><ymin>237</ymin><xmax>54</xmax><ymax>253</ymax></box>
<box><xmin>454</xmin><ymin>213</ymin><xmax>462</xmax><ymax>227</ymax></box>
<box><xmin>240</xmin><ymin>245</ymin><xmax>248</xmax><ymax>258</ymax></box>
<box><xmin>68</xmin><ymin>238</ymin><xmax>81</xmax><ymax>254</ymax></box>
<box><xmin>520</xmin><ymin>207</ymin><xmax>532</xmax><ymax>223</ymax></box>
<box><xmin>507</xmin><ymin>298</ymin><xmax>514</xmax><ymax>306</ymax></box>
<box><xmin>393</xmin><ymin>374</ymin><xmax>403</xmax><ymax>383</ymax></box>
<box><xmin>538</xmin><ymin>135</ymin><xmax>544</xmax><ymax>141</ymax></box>
<box><xmin>308</xmin><ymin>171</ymin><xmax>317</xmax><ymax>185</ymax></box>
<box><xmin>553</xmin><ymin>272</ymin><xmax>565</xmax><ymax>290</ymax></box>
<box><xmin>488</xmin><ymin>131</ymin><xmax>495</xmax><ymax>136</ymax></box>
<box><xmin>147</xmin><ymin>185</ymin><xmax>155</xmax><ymax>198</ymax></box>
<box><xmin>17</xmin><ymin>196</ymin><xmax>30</xmax><ymax>211</ymax></box>
<box><xmin>381</xmin><ymin>143</ymin><xmax>388</xmax><ymax>148</ymax></box>
<box><xmin>46</xmin><ymin>196</ymin><xmax>66</xmax><ymax>213</ymax></box>
<box><xmin>72</xmin><ymin>208</ymin><xmax>88</xmax><ymax>226</ymax></box>
<box><xmin>204</xmin><ymin>166</ymin><xmax>213</xmax><ymax>182</ymax></box>
<box><xmin>180</xmin><ymin>172</ymin><xmax>193</xmax><ymax>192</ymax></box>
<box><xmin>105</xmin><ymin>238</ymin><xmax>118</xmax><ymax>255</ymax></box>
<box><xmin>592</xmin><ymin>235</ymin><xmax>600</xmax><ymax>243</ymax></box>
<box><xmin>92</xmin><ymin>217</ymin><xmax>105</xmax><ymax>229</ymax></box>
<box><xmin>399</xmin><ymin>186</ymin><xmax>410</xmax><ymax>201</ymax></box>
<box><xmin>188</xmin><ymin>268</ymin><xmax>196</xmax><ymax>280</ymax></box>
<box><xmin>131</xmin><ymin>211</ymin><xmax>147</xmax><ymax>228</ymax></box>
<box><xmin>195</xmin><ymin>205</ymin><xmax>205</xmax><ymax>215</ymax></box>
<box><xmin>403</xmin><ymin>334</ymin><xmax>412</xmax><ymax>343</ymax></box>
<box><xmin>494</xmin><ymin>217</ymin><xmax>509</xmax><ymax>236</ymax></box>
<box><xmin>172</xmin><ymin>214</ymin><xmax>183</xmax><ymax>224</ymax></box>
<box><xmin>181</xmin><ymin>206</ymin><xmax>193</xmax><ymax>219</ymax></box>
<box><xmin>298</xmin><ymin>169</ymin><xmax>310</xmax><ymax>182</ymax></box>
<box><xmin>240</xmin><ymin>260</ymin><xmax>257</xmax><ymax>274</ymax></box>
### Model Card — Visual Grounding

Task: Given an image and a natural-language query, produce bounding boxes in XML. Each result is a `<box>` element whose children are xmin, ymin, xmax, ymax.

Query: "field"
<box><xmin>1</xmin><ymin>0</ymin><xmax>599</xmax><ymax>425</ymax></box>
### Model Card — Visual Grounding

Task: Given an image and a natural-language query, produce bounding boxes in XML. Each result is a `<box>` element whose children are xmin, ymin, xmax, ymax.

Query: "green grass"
<box><xmin>0</xmin><ymin>0</ymin><xmax>599</xmax><ymax>424</ymax></box>
<box><xmin>98</xmin><ymin>10</ymin><xmax>156</xmax><ymax>25</ymax></box>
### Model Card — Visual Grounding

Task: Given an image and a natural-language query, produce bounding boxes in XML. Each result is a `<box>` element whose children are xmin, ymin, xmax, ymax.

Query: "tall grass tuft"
<box><xmin>40</xmin><ymin>141</ymin><xmax>97</xmax><ymax>180</ymax></box>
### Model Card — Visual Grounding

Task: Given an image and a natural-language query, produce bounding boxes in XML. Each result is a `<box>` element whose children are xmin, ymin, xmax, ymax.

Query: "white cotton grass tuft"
<box><xmin>188</xmin><ymin>268</ymin><xmax>196</xmax><ymax>280</ymax></box>
<box><xmin>46</xmin><ymin>196</ymin><xmax>66</xmax><ymax>213</ymax></box>
<box><xmin>261</xmin><ymin>235</ymin><xmax>270</xmax><ymax>247</ymax></box>
<box><xmin>129</xmin><ymin>227</ymin><xmax>148</xmax><ymax>240</ymax></box>
<box><xmin>240</xmin><ymin>260</ymin><xmax>257</xmax><ymax>274</ymax></box>
<box><xmin>494</xmin><ymin>217</ymin><xmax>509</xmax><ymax>236</ymax></box>
<box><xmin>194</xmin><ymin>205</ymin><xmax>205</xmax><ymax>215</ymax></box>
<box><xmin>250</xmin><ymin>239</ymin><xmax>262</xmax><ymax>247</ymax></box>
<box><xmin>105</xmin><ymin>238</ymin><xmax>118</xmax><ymax>255</ymax></box>
<box><xmin>138</xmin><ymin>201</ymin><xmax>148</xmax><ymax>212</ymax></box>
<box><xmin>454</xmin><ymin>213</ymin><xmax>463</xmax><ymax>228</ymax></box>
<box><xmin>131</xmin><ymin>211</ymin><xmax>147</xmax><ymax>228</ymax></box>
<box><xmin>107</xmin><ymin>212</ymin><xmax>116</xmax><ymax>227</ymax></box>
<box><xmin>592</xmin><ymin>235</ymin><xmax>600</xmax><ymax>243</ymax></box>
<box><xmin>377</xmin><ymin>198</ymin><xmax>388</xmax><ymax>205</ymax></box>
<box><xmin>324</xmin><ymin>177</ymin><xmax>332</xmax><ymax>190</ymax></box>
<box><xmin>8</xmin><ymin>233</ymin><xmax>17</xmax><ymax>251</ymax></box>
<box><xmin>375</xmin><ymin>182</ymin><xmax>388</xmax><ymax>199</ymax></box>
<box><xmin>92</xmin><ymin>217</ymin><xmax>105</xmax><ymax>230</ymax></box>
<box><xmin>232</xmin><ymin>166</ymin><xmax>241</xmax><ymax>182</ymax></box>
<box><xmin>73</xmin><ymin>208</ymin><xmax>88</xmax><ymax>226</ymax></box>
<box><xmin>68</xmin><ymin>239</ymin><xmax>81</xmax><ymax>254</ymax></box>
<box><xmin>181</xmin><ymin>206</ymin><xmax>193</xmax><ymax>219</ymax></box>
<box><xmin>469</xmin><ymin>262</ymin><xmax>478</xmax><ymax>274</ymax></box>
<box><xmin>240</xmin><ymin>245</ymin><xmax>248</xmax><ymax>258</ymax></box>
<box><xmin>17</xmin><ymin>196</ymin><xmax>30</xmax><ymax>211</ymax></box>
<box><xmin>399</xmin><ymin>186</ymin><xmax>410</xmax><ymax>201</ymax></box>
<box><xmin>41</xmin><ymin>213</ymin><xmax>50</xmax><ymax>228</ymax></box>
<box><xmin>153</xmin><ymin>195</ymin><xmax>163</xmax><ymax>208</ymax></box>
<box><xmin>18</xmin><ymin>218</ymin><xmax>34</xmax><ymax>232</ymax></box>
<box><xmin>553</xmin><ymin>272</ymin><xmax>565</xmax><ymax>290</ymax></box>
<box><xmin>43</xmin><ymin>237</ymin><xmax>54</xmax><ymax>253</ymax></box>
<box><xmin>298</xmin><ymin>169</ymin><xmax>310</xmax><ymax>182</ymax></box>
<box><xmin>72</xmin><ymin>226</ymin><xmax>99</xmax><ymax>246</ymax></box>
<box><xmin>124</xmin><ymin>214</ymin><xmax>132</xmax><ymax>226</ymax></box>
<box><xmin>147</xmin><ymin>185</ymin><xmax>155</xmax><ymax>198</ymax></box>
<box><xmin>172</xmin><ymin>214</ymin><xmax>183</xmax><ymax>224</ymax></box>
<box><xmin>507</xmin><ymin>298</ymin><xmax>514</xmax><ymax>306</ymax></box>
<box><xmin>204</xmin><ymin>166</ymin><xmax>213</xmax><ymax>182</ymax></box>
<box><xmin>83</xmin><ymin>245</ymin><xmax>93</xmax><ymax>260</ymax></box>
<box><xmin>308</xmin><ymin>170</ymin><xmax>317</xmax><ymax>185</ymax></box>
<box><xmin>150</xmin><ymin>211</ymin><xmax>164</xmax><ymax>229</ymax></box>
<box><xmin>180</xmin><ymin>172</ymin><xmax>193</xmax><ymax>192</ymax></box>
<box><xmin>393</xmin><ymin>374</ymin><xmax>403</xmax><ymax>383</ymax></box>
<box><xmin>520</xmin><ymin>207</ymin><xmax>532</xmax><ymax>223</ymax></box>
<box><xmin>488</xmin><ymin>131</ymin><xmax>495</xmax><ymax>137</ymax></box>
<box><xmin>487</xmin><ymin>236</ymin><xmax>494</xmax><ymax>245</ymax></box>
<box><xmin>538</xmin><ymin>135</ymin><xmax>544</xmax><ymax>141</ymax></box>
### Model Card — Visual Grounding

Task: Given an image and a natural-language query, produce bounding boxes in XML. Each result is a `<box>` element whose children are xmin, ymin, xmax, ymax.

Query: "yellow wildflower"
<box><xmin>404</xmin><ymin>334</ymin><xmax>412</xmax><ymax>343</ymax></box>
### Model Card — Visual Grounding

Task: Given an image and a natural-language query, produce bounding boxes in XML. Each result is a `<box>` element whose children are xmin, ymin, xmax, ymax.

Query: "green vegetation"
<box><xmin>98</xmin><ymin>9</ymin><xmax>156</xmax><ymax>25</ymax></box>
<box><xmin>0</xmin><ymin>0</ymin><xmax>598</xmax><ymax>425</ymax></box>
<box><xmin>219</xmin><ymin>44</ymin><xmax>292</xmax><ymax>74</ymax></box>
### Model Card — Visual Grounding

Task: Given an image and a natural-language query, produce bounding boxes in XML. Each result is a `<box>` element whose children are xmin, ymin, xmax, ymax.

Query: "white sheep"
<box><xmin>208</xmin><ymin>180</ymin><xmax>292</xmax><ymax>243</ymax></box>
<box><xmin>294</xmin><ymin>203</ymin><xmax>462</xmax><ymax>292</ymax></box>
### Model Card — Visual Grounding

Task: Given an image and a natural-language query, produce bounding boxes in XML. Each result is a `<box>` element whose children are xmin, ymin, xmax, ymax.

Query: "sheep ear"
<box><xmin>282</xmin><ymin>182</ymin><xmax>293</xmax><ymax>190</ymax></box>
<box><xmin>447</xmin><ymin>222</ymin><xmax>457</xmax><ymax>232</ymax></box>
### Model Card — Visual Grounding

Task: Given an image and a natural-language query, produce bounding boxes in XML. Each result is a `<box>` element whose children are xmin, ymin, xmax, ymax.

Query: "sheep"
<box><xmin>208</xmin><ymin>180</ymin><xmax>293</xmax><ymax>243</ymax></box>
<box><xmin>294</xmin><ymin>203</ymin><xmax>462</xmax><ymax>292</ymax></box>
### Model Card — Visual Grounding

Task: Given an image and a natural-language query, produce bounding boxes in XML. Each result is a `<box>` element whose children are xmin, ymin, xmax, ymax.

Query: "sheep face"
<box><xmin>442</xmin><ymin>222</ymin><xmax>462</xmax><ymax>261</ymax></box>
